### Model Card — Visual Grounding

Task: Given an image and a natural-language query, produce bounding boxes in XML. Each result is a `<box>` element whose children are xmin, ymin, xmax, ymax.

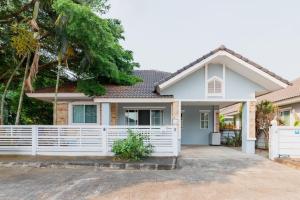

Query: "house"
<box><xmin>221</xmin><ymin>77</ymin><xmax>300</xmax><ymax>127</ymax></box>
<box><xmin>26</xmin><ymin>45</ymin><xmax>290</xmax><ymax>155</ymax></box>
<box><xmin>219</xmin><ymin>103</ymin><xmax>242</xmax><ymax>130</ymax></box>
<box><xmin>257</xmin><ymin>77</ymin><xmax>300</xmax><ymax>126</ymax></box>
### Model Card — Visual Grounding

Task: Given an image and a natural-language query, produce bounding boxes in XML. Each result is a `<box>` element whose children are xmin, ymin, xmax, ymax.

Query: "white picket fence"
<box><xmin>0</xmin><ymin>125</ymin><xmax>178</xmax><ymax>156</ymax></box>
<box><xmin>269</xmin><ymin>121</ymin><xmax>300</xmax><ymax>159</ymax></box>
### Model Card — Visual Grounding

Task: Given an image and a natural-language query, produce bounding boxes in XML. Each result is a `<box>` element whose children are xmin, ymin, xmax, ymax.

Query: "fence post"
<box><xmin>102</xmin><ymin>127</ymin><xmax>107</xmax><ymax>155</ymax></box>
<box><xmin>269</xmin><ymin>120</ymin><xmax>278</xmax><ymax>160</ymax></box>
<box><xmin>32</xmin><ymin>126</ymin><xmax>37</xmax><ymax>156</ymax></box>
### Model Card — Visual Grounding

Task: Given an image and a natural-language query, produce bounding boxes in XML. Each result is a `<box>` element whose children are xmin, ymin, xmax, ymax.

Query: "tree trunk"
<box><xmin>14</xmin><ymin>0</ymin><xmax>40</xmax><ymax>125</ymax></box>
<box><xmin>15</xmin><ymin>54</ymin><xmax>30</xmax><ymax>125</ymax></box>
<box><xmin>53</xmin><ymin>65</ymin><xmax>61</xmax><ymax>125</ymax></box>
<box><xmin>0</xmin><ymin>56</ymin><xmax>26</xmax><ymax>125</ymax></box>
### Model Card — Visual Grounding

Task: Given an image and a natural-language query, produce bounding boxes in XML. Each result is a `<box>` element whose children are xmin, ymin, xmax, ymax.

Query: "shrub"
<box><xmin>112</xmin><ymin>130</ymin><xmax>153</xmax><ymax>161</ymax></box>
<box><xmin>224</xmin><ymin>130</ymin><xmax>242</xmax><ymax>147</ymax></box>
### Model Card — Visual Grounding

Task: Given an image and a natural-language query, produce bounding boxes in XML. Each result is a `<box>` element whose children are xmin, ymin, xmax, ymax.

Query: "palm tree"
<box><xmin>15</xmin><ymin>0</ymin><xmax>40</xmax><ymax>125</ymax></box>
<box><xmin>53</xmin><ymin>12</ymin><xmax>71</xmax><ymax>125</ymax></box>
<box><xmin>256</xmin><ymin>100</ymin><xmax>277</xmax><ymax>149</ymax></box>
<box><xmin>0</xmin><ymin>56</ymin><xmax>26</xmax><ymax>124</ymax></box>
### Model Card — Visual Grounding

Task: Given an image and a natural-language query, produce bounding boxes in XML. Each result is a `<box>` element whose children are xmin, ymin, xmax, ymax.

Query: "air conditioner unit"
<box><xmin>209</xmin><ymin>132</ymin><xmax>221</xmax><ymax>146</ymax></box>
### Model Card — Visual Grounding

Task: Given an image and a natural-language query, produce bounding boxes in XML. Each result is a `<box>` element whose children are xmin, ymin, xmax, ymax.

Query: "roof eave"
<box><xmin>157</xmin><ymin>46</ymin><xmax>291</xmax><ymax>91</ymax></box>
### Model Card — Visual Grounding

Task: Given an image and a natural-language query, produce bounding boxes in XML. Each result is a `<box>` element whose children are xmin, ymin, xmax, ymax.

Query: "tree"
<box><xmin>0</xmin><ymin>0</ymin><xmax>139</xmax><ymax>125</ymax></box>
<box><xmin>256</xmin><ymin>100</ymin><xmax>278</xmax><ymax>149</ymax></box>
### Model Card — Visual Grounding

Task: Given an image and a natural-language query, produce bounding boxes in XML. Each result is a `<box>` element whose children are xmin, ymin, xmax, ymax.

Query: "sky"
<box><xmin>106</xmin><ymin>0</ymin><xmax>300</xmax><ymax>81</ymax></box>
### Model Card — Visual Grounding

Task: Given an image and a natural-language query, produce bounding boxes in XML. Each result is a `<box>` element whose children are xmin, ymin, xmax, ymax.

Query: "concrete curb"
<box><xmin>0</xmin><ymin>158</ymin><xmax>177</xmax><ymax>170</ymax></box>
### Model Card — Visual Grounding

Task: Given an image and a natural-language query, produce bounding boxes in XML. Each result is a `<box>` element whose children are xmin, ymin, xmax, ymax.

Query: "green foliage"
<box><xmin>0</xmin><ymin>82</ymin><xmax>53</xmax><ymax>125</ymax></box>
<box><xmin>224</xmin><ymin>131</ymin><xmax>242</xmax><ymax>147</ymax></box>
<box><xmin>52</xmin><ymin>0</ymin><xmax>140</xmax><ymax>95</ymax></box>
<box><xmin>256</xmin><ymin>100</ymin><xmax>277</xmax><ymax>131</ymax></box>
<box><xmin>11</xmin><ymin>24</ymin><xmax>38</xmax><ymax>57</ymax></box>
<box><xmin>76</xmin><ymin>79</ymin><xmax>106</xmax><ymax>96</ymax></box>
<box><xmin>112</xmin><ymin>130</ymin><xmax>153</xmax><ymax>161</ymax></box>
<box><xmin>0</xmin><ymin>0</ymin><xmax>140</xmax><ymax>124</ymax></box>
<box><xmin>294</xmin><ymin>121</ymin><xmax>300</xmax><ymax>127</ymax></box>
<box><xmin>256</xmin><ymin>100</ymin><xmax>277</xmax><ymax>149</ymax></box>
<box><xmin>219</xmin><ymin>114</ymin><xmax>225</xmax><ymax>129</ymax></box>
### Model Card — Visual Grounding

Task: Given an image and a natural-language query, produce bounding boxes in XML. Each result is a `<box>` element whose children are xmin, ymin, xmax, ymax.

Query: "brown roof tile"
<box><xmin>258</xmin><ymin>78</ymin><xmax>300</xmax><ymax>103</ymax></box>
<box><xmin>33</xmin><ymin>70</ymin><xmax>173</xmax><ymax>98</ymax></box>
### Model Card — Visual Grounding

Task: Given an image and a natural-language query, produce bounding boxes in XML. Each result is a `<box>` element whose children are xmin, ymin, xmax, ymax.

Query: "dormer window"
<box><xmin>207</xmin><ymin>76</ymin><xmax>223</xmax><ymax>96</ymax></box>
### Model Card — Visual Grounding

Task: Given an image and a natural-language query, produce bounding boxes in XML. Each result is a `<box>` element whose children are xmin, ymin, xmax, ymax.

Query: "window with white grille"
<box><xmin>207</xmin><ymin>77</ymin><xmax>223</xmax><ymax>96</ymax></box>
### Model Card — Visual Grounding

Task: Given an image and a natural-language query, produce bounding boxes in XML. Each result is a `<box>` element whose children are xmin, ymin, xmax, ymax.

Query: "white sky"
<box><xmin>107</xmin><ymin>0</ymin><xmax>300</xmax><ymax>81</ymax></box>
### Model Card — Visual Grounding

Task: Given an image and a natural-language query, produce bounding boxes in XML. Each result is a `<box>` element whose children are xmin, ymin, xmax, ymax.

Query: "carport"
<box><xmin>179</xmin><ymin>100</ymin><xmax>256</xmax><ymax>154</ymax></box>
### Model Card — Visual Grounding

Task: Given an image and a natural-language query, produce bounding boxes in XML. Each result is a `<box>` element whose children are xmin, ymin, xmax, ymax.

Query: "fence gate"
<box><xmin>269</xmin><ymin>120</ymin><xmax>300</xmax><ymax>159</ymax></box>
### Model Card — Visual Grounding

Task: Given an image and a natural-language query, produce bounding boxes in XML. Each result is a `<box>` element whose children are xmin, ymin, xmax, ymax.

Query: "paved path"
<box><xmin>0</xmin><ymin>146</ymin><xmax>300</xmax><ymax>200</ymax></box>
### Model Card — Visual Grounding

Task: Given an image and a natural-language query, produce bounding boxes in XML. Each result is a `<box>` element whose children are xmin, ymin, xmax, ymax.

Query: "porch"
<box><xmin>0</xmin><ymin>97</ymin><xmax>256</xmax><ymax>157</ymax></box>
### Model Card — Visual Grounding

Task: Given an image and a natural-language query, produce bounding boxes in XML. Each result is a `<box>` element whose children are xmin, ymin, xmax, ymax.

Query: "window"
<box><xmin>125</xmin><ymin>110</ymin><xmax>138</xmax><ymax>125</ymax></box>
<box><xmin>200</xmin><ymin>112</ymin><xmax>209</xmax><ymax>129</ymax></box>
<box><xmin>207</xmin><ymin>76</ymin><xmax>223</xmax><ymax>96</ymax></box>
<box><xmin>72</xmin><ymin>105</ymin><xmax>97</xmax><ymax>124</ymax></box>
<box><xmin>125</xmin><ymin>109</ymin><xmax>163</xmax><ymax>126</ymax></box>
<box><xmin>280</xmin><ymin>109</ymin><xmax>291</xmax><ymax>126</ymax></box>
<box><xmin>151</xmin><ymin>110</ymin><xmax>163</xmax><ymax>126</ymax></box>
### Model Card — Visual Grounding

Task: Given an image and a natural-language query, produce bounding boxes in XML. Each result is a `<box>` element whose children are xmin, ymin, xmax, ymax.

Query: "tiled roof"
<box><xmin>100</xmin><ymin>70</ymin><xmax>172</xmax><ymax>98</ymax></box>
<box><xmin>220</xmin><ymin>103</ymin><xmax>242</xmax><ymax>116</ymax></box>
<box><xmin>157</xmin><ymin>45</ymin><xmax>291</xmax><ymax>86</ymax></box>
<box><xmin>258</xmin><ymin>78</ymin><xmax>300</xmax><ymax>103</ymax></box>
<box><xmin>33</xmin><ymin>70</ymin><xmax>173</xmax><ymax>98</ymax></box>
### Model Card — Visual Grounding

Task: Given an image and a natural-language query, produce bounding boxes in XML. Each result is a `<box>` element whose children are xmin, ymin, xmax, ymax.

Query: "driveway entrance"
<box><xmin>178</xmin><ymin>145</ymin><xmax>264</xmax><ymax>169</ymax></box>
<box><xmin>180</xmin><ymin>145</ymin><xmax>257</xmax><ymax>159</ymax></box>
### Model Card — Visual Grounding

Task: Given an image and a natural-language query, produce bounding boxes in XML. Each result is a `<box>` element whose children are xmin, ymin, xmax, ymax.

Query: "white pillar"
<box><xmin>101</xmin><ymin>103</ymin><xmax>110</xmax><ymax>125</ymax></box>
<box><xmin>32</xmin><ymin>126</ymin><xmax>37</xmax><ymax>156</ymax></box>
<box><xmin>269</xmin><ymin>119</ymin><xmax>278</xmax><ymax>160</ymax></box>
<box><xmin>242</xmin><ymin>101</ymin><xmax>256</xmax><ymax>154</ymax></box>
<box><xmin>172</xmin><ymin>101</ymin><xmax>181</xmax><ymax>155</ymax></box>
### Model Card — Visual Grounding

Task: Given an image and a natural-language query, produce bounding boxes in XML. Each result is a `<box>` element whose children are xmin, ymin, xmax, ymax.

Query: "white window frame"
<box><xmin>200</xmin><ymin>110</ymin><xmax>210</xmax><ymax>129</ymax></box>
<box><xmin>207</xmin><ymin>76</ymin><xmax>224</xmax><ymax>97</ymax></box>
<box><xmin>124</xmin><ymin>108</ymin><xmax>164</xmax><ymax>126</ymax></box>
<box><xmin>279</xmin><ymin>107</ymin><xmax>292</xmax><ymax>126</ymax></box>
<box><xmin>69</xmin><ymin>102</ymin><xmax>100</xmax><ymax>125</ymax></box>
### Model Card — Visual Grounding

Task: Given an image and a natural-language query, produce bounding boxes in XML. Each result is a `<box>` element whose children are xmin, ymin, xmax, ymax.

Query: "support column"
<box><xmin>242</xmin><ymin>101</ymin><xmax>256</xmax><ymax>154</ymax></box>
<box><xmin>110</xmin><ymin>103</ymin><xmax>118</xmax><ymax>125</ymax></box>
<box><xmin>101</xmin><ymin>103</ymin><xmax>110</xmax><ymax>126</ymax></box>
<box><xmin>172</xmin><ymin>101</ymin><xmax>181</xmax><ymax>155</ymax></box>
<box><xmin>54</xmin><ymin>102</ymin><xmax>68</xmax><ymax>125</ymax></box>
<box><xmin>214</xmin><ymin>106</ymin><xmax>220</xmax><ymax>132</ymax></box>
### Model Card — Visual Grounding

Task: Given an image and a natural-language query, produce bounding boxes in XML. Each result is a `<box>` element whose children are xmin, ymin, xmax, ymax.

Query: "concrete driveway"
<box><xmin>0</xmin><ymin>146</ymin><xmax>300</xmax><ymax>200</ymax></box>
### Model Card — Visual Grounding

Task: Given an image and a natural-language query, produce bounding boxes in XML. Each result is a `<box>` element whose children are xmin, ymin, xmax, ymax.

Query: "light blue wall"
<box><xmin>225</xmin><ymin>68</ymin><xmax>264</xmax><ymax>99</ymax></box>
<box><xmin>160</xmin><ymin>63</ymin><xmax>266</xmax><ymax>100</ymax></box>
<box><xmin>160</xmin><ymin>68</ymin><xmax>205</xmax><ymax>99</ymax></box>
<box><xmin>207</xmin><ymin>63</ymin><xmax>223</xmax><ymax>79</ymax></box>
<box><xmin>181</xmin><ymin>105</ymin><xmax>214</xmax><ymax>145</ymax></box>
<box><xmin>117</xmin><ymin>103</ymin><xmax>172</xmax><ymax>125</ymax></box>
